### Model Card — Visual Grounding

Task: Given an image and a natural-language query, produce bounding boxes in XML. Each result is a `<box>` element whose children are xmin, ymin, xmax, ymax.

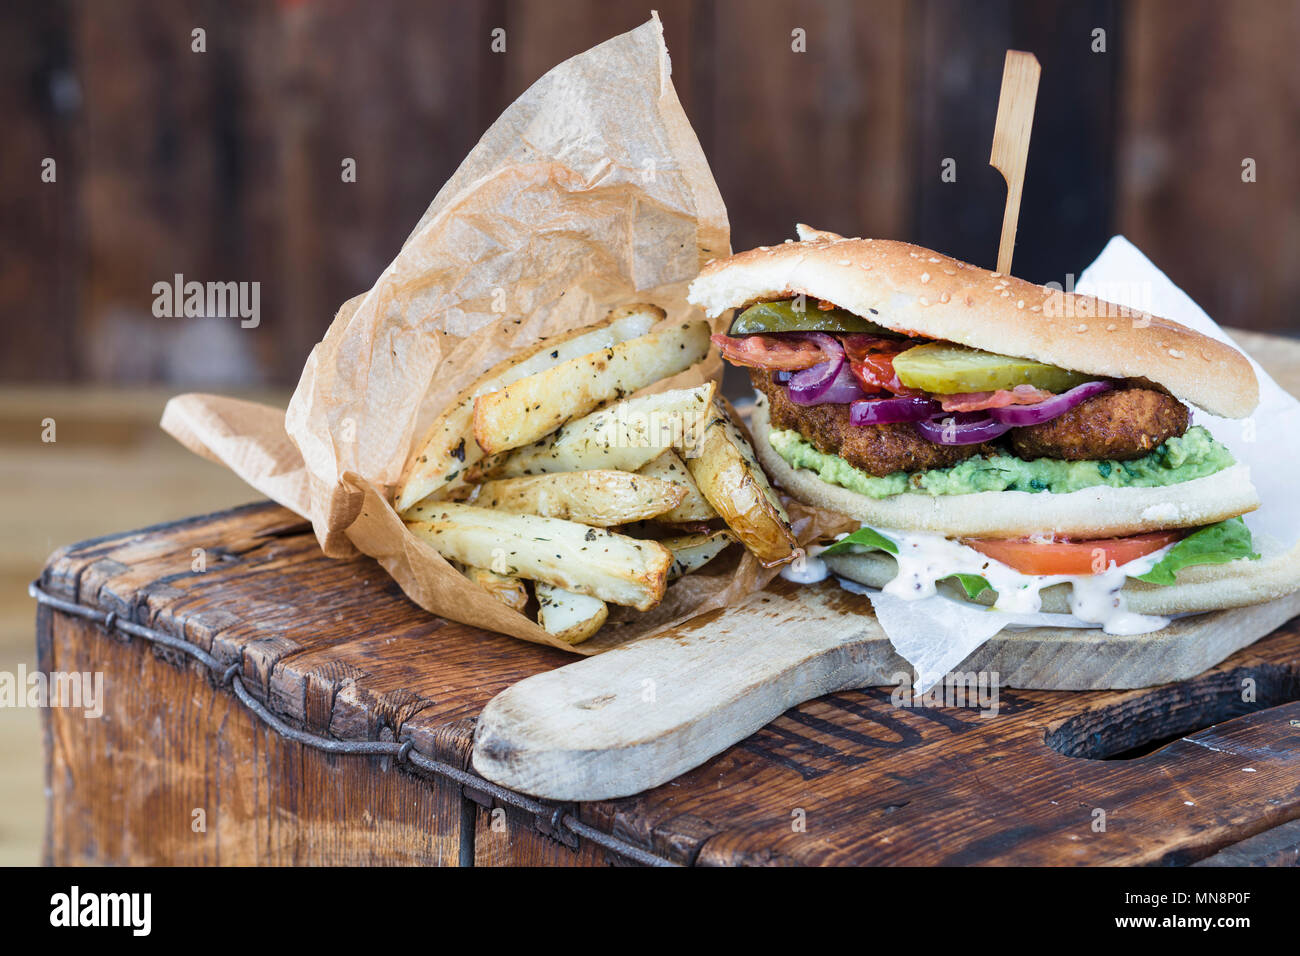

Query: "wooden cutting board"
<box><xmin>471</xmin><ymin>578</ymin><xmax>1300</xmax><ymax>800</ymax></box>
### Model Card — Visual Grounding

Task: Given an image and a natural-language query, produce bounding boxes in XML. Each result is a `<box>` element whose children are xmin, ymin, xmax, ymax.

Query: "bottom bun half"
<box><xmin>821</xmin><ymin>540</ymin><xmax>1300</xmax><ymax>616</ymax></box>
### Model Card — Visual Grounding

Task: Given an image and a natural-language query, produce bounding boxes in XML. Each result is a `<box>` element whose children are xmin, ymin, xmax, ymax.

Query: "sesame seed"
<box><xmin>1016</xmin><ymin>300</ymin><xmax>1025</xmax><ymax>309</ymax></box>
<box><xmin>1169</xmin><ymin>348</ymin><xmax>1184</xmax><ymax>359</ymax></box>
<box><xmin>943</xmin><ymin>268</ymin><xmax>956</xmax><ymax>276</ymax></box>
<box><xmin>1000</xmin><ymin>290</ymin><xmax>1010</xmax><ymax>297</ymax></box>
<box><xmin>1029</xmin><ymin>305</ymin><xmax>1042</xmax><ymax>313</ymax></box>
<box><xmin>1076</xmin><ymin>324</ymin><xmax>1088</xmax><ymax>332</ymax></box>
<box><xmin>838</xmin><ymin>259</ymin><xmax>851</xmax><ymax>266</ymax></box>
<box><xmin>918</xmin><ymin>296</ymin><xmax>930</xmax><ymax>306</ymax></box>
<box><xmin>1106</xmin><ymin>323</ymin><xmax>1117</xmax><ymax>331</ymax></box>
<box><xmin>939</xmin><ymin>292</ymin><xmax>951</xmax><ymax>303</ymax></box>
<box><xmin>991</xmin><ymin>271</ymin><xmax>1003</xmax><ymax>278</ymax></box>
<box><xmin>920</xmin><ymin>272</ymin><xmax>931</xmax><ymax>283</ymax></box>
<box><xmin>928</xmin><ymin>257</ymin><xmax>941</xmax><ymax>263</ymax></box>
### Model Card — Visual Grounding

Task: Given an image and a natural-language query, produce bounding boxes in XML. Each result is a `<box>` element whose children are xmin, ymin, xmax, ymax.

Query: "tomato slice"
<box><xmin>961</xmin><ymin>531</ymin><xmax>1185</xmax><ymax>576</ymax></box>
<box><xmin>843</xmin><ymin>335</ymin><xmax>926</xmax><ymax>397</ymax></box>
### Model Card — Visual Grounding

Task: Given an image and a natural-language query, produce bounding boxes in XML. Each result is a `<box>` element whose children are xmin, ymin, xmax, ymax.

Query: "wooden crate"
<box><xmin>36</xmin><ymin>502</ymin><xmax>1300</xmax><ymax>866</ymax></box>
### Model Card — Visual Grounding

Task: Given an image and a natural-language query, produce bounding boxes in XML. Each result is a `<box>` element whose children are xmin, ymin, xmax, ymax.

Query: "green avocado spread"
<box><xmin>767</xmin><ymin>425</ymin><xmax>1236</xmax><ymax>499</ymax></box>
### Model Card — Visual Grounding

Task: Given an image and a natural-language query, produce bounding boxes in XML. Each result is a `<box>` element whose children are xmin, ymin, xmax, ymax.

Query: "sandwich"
<box><xmin>688</xmin><ymin>224</ymin><xmax>1300</xmax><ymax>633</ymax></box>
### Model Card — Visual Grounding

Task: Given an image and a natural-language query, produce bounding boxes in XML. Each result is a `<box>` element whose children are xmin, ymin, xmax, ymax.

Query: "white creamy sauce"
<box><xmin>845</xmin><ymin>529</ymin><xmax>1172</xmax><ymax>635</ymax></box>
<box><xmin>780</xmin><ymin>544</ymin><xmax>830</xmax><ymax>584</ymax></box>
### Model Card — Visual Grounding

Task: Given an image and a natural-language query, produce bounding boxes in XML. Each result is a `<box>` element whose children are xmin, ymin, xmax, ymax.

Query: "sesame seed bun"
<box><xmin>689</xmin><ymin>226</ymin><xmax>1259</xmax><ymax>419</ymax></box>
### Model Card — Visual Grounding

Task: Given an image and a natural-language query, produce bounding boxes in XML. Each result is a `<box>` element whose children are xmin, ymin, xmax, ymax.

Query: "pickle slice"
<box><xmin>892</xmin><ymin>343</ymin><xmax>1093</xmax><ymax>394</ymax></box>
<box><xmin>728</xmin><ymin>299</ymin><xmax>894</xmax><ymax>336</ymax></box>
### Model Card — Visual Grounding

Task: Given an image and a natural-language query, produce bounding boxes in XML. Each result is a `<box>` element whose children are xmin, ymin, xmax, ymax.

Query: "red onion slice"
<box><xmin>987</xmin><ymin>380</ymin><xmax>1112</xmax><ymax>426</ymax></box>
<box><xmin>789</xmin><ymin>331</ymin><xmax>844</xmax><ymax>358</ymax></box>
<box><xmin>849</xmin><ymin>395</ymin><xmax>940</xmax><ymax>425</ymax></box>
<box><xmin>787</xmin><ymin>357</ymin><xmax>844</xmax><ymax>403</ymax></box>
<box><xmin>914</xmin><ymin>412</ymin><xmax>1013</xmax><ymax>445</ymax></box>
<box><xmin>787</xmin><ymin>361</ymin><xmax>865</xmax><ymax>405</ymax></box>
<box><xmin>787</xmin><ymin>336</ymin><xmax>848</xmax><ymax>406</ymax></box>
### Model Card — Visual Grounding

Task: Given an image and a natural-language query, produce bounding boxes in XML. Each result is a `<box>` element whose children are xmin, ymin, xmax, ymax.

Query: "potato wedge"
<box><xmin>460</xmin><ymin>565</ymin><xmax>528</xmax><ymax>613</ymax></box>
<box><xmin>470</xmin><ymin>470</ymin><xmax>686</xmax><ymax>527</ymax></box>
<box><xmin>472</xmin><ymin>319</ymin><xmax>711</xmax><ymax>455</ymax></box>
<box><xmin>686</xmin><ymin>400</ymin><xmax>797</xmax><ymax>567</ymax></box>
<box><xmin>660</xmin><ymin>530</ymin><xmax>736</xmax><ymax>580</ymax></box>
<box><xmin>477</xmin><ymin>382</ymin><xmax>717</xmax><ymax>480</ymax></box>
<box><xmin>406</xmin><ymin>503</ymin><xmax>671</xmax><ymax>610</ymax></box>
<box><xmin>637</xmin><ymin>450</ymin><xmax>717</xmax><ymax>523</ymax></box>
<box><xmin>394</xmin><ymin>306</ymin><xmax>659</xmax><ymax>511</ymax></box>
<box><xmin>535</xmin><ymin>583</ymin><xmax>608</xmax><ymax>644</ymax></box>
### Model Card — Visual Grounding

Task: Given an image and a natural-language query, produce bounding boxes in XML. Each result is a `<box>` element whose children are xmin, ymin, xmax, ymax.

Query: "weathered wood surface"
<box><xmin>39</xmin><ymin>500</ymin><xmax>1300</xmax><ymax>866</ymax></box>
<box><xmin>471</xmin><ymin>581</ymin><xmax>1300</xmax><ymax>800</ymax></box>
<box><xmin>11</xmin><ymin>0</ymin><xmax>1299</xmax><ymax>387</ymax></box>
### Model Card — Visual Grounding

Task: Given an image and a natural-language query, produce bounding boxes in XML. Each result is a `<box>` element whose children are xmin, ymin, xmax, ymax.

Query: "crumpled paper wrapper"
<box><xmin>835</xmin><ymin>236</ymin><xmax>1300</xmax><ymax>690</ymax></box>
<box><xmin>162</xmin><ymin>15</ymin><xmax>813</xmax><ymax>655</ymax></box>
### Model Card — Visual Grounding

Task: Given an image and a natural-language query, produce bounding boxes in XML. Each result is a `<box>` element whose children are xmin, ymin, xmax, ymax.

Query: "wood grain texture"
<box><xmin>42</xmin><ymin>611</ymin><xmax>463</xmax><ymax>866</ymax></box>
<box><xmin>38</xmin><ymin>497</ymin><xmax>1300</xmax><ymax>866</ymax></box>
<box><xmin>1118</xmin><ymin>0</ymin><xmax>1300</xmax><ymax>337</ymax></box>
<box><xmin>470</xmin><ymin>580</ymin><xmax>1300</xmax><ymax>800</ymax></box>
<box><xmin>8</xmin><ymin>1</ymin><xmax>1295</xmax><ymax>386</ymax></box>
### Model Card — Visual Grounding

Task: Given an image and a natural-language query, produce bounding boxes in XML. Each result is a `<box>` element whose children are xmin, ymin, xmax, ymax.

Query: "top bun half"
<box><xmin>688</xmin><ymin>226</ymin><xmax>1259</xmax><ymax>419</ymax></box>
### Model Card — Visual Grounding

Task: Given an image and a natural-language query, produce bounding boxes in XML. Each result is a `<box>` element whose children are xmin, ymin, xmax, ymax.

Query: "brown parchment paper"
<box><xmin>161</xmin><ymin>15</ymin><xmax>824</xmax><ymax>655</ymax></box>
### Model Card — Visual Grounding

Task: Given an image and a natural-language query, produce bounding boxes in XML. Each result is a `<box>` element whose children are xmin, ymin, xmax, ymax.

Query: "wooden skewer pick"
<box><xmin>989</xmin><ymin>50</ymin><xmax>1041</xmax><ymax>275</ymax></box>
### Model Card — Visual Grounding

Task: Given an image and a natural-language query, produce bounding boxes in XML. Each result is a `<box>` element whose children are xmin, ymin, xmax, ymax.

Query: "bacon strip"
<box><xmin>710</xmin><ymin>333</ymin><xmax>827</xmax><ymax>371</ymax></box>
<box><xmin>939</xmin><ymin>384</ymin><xmax>1056</xmax><ymax>412</ymax></box>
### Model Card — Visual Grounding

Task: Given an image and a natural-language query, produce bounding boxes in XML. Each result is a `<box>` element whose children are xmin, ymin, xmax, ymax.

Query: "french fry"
<box><xmin>469</xmin><ymin>470</ymin><xmax>686</xmax><ymax>527</ymax></box>
<box><xmin>686</xmin><ymin>400</ymin><xmax>797</xmax><ymax>567</ymax></box>
<box><xmin>660</xmin><ymin>530</ymin><xmax>736</xmax><ymax>580</ymax></box>
<box><xmin>637</xmin><ymin>450</ymin><xmax>717</xmax><ymax>523</ymax></box>
<box><xmin>476</xmin><ymin>382</ymin><xmax>716</xmax><ymax>480</ymax></box>
<box><xmin>460</xmin><ymin>565</ymin><xmax>528</xmax><ymax>613</ymax></box>
<box><xmin>535</xmin><ymin>583</ymin><xmax>608</xmax><ymax>645</ymax></box>
<box><xmin>406</xmin><ymin>503</ymin><xmax>671</xmax><ymax>610</ymax></box>
<box><xmin>472</xmin><ymin>320</ymin><xmax>711</xmax><ymax>455</ymax></box>
<box><xmin>394</xmin><ymin>306</ymin><xmax>659</xmax><ymax>512</ymax></box>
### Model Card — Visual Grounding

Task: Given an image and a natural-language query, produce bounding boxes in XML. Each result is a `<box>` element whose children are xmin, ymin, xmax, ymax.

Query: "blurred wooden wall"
<box><xmin>3</xmin><ymin>0</ymin><xmax>1297</xmax><ymax>387</ymax></box>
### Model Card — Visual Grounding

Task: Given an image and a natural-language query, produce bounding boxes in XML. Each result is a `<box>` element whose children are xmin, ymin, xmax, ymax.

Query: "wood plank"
<box><xmin>42</xmin><ymin>611</ymin><xmax>464</xmax><ymax>865</ymax></box>
<box><xmin>0</xmin><ymin>0</ymin><xmax>80</xmax><ymax>382</ymax></box>
<box><xmin>1193</xmin><ymin>818</ymin><xmax>1300</xmax><ymax>867</ymax></box>
<box><xmin>707</xmin><ymin>0</ymin><xmax>911</xmax><ymax>251</ymax></box>
<box><xmin>1118</xmin><ymin>0</ymin><xmax>1300</xmax><ymax>336</ymax></box>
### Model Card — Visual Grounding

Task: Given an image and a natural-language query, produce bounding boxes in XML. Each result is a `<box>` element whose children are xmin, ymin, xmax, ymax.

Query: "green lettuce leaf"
<box><xmin>821</xmin><ymin>527</ymin><xmax>899</xmax><ymax>556</ymax></box>
<box><xmin>943</xmin><ymin>573</ymin><xmax>993</xmax><ymax>600</ymax></box>
<box><xmin>1135</xmin><ymin>517</ymin><xmax>1260</xmax><ymax>586</ymax></box>
<box><xmin>821</xmin><ymin>528</ymin><xmax>989</xmax><ymax>598</ymax></box>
